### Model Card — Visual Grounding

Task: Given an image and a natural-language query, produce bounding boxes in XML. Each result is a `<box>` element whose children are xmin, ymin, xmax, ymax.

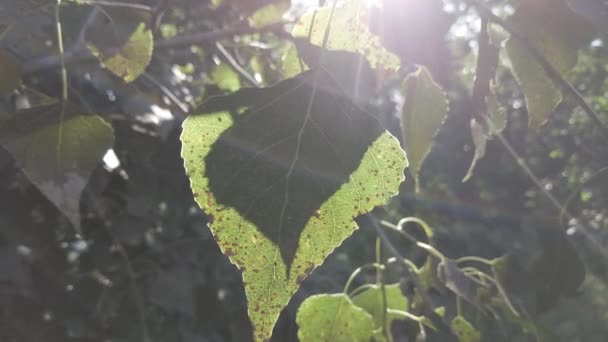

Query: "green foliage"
<box><xmin>181</xmin><ymin>58</ymin><xmax>407</xmax><ymax>339</ymax></box>
<box><xmin>296</xmin><ymin>294</ymin><xmax>375</xmax><ymax>342</ymax></box>
<box><xmin>86</xmin><ymin>8</ymin><xmax>153</xmax><ymax>82</ymax></box>
<box><xmin>0</xmin><ymin>104</ymin><xmax>114</xmax><ymax>231</ymax></box>
<box><xmin>211</xmin><ymin>63</ymin><xmax>241</xmax><ymax>92</ymax></box>
<box><xmin>450</xmin><ymin>315</ymin><xmax>481</xmax><ymax>342</ymax></box>
<box><xmin>505</xmin><ymin>0</ymin><xmax>595</xmax><ymax>128</ymax></box>
<box><xmin>291</xmin><ymin>0</ymin><xmax>399</xmax><ymax>71</ymax></box>
<box><xmin>400</xmin><ymin>66</ymin><xmax>448</xmax><ymax>192</ymax></box>
<box><xmin>351</xmin><ymin>284</ymin><xmax>408</xmax><ymax>334</ymax></box>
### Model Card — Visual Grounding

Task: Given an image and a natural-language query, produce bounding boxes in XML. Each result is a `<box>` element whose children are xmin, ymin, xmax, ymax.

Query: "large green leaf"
<box><xmin>400</xmin><ymin>66</ymin><xmax>448</xmax><ymax>192</ymax></box>
<box><xmin>351</xmin><ymin>283</ymin><xmax>409</xmax><ymax>338</ymax></box>
<box><xmin>0</xmin><ymin>50</ymin><xmax>22</xmax><ymax>95</ymax></box>
<box><xmin>505</xmin><ymin>0</ymin><xmax>595</xmax><ymax>128</ymax></box>
<box><xmin>291</xmin><ymin>0</ymin><xmax>400</xmax><ymax>72</ymax></box>
<box><xmin>296</xmin><ymin>293</ymin><xmax>375</xmax><ymax>342</ymax></box>
<box><xmin>0</xmin><ymin>104</ymin><xmax>114</xmax><ymax>231</ymax></box>
<box><xmin>86</xmin><ymin>8</ymin><xmax>153</xmax><ymax>82</ymax></box>
<box><xmin>181</xmin><ymin>52</ymin><xmax>407</xmax><ymax>341</ymax></box>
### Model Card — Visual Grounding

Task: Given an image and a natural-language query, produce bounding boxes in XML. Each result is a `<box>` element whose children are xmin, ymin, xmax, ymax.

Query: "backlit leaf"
<box><xmin>505</xmin><ymin>0</ymin><xmax>594</xmax><ymax>128</ymax></box>
<box><xmin>248</xmin><ymin>1</ymin><xmax>289</xmax><ymax>28</ymax></box>
<box><xmin>0</xmin><ymin>104</ymin><xmax>114</xmax><ymax>231</ymax></box>
<box><xmin>291</xmin><ymin>0</ymin><xmax>400</xmax><ymax>72</ymax></box>
<box><xmin>296</xmin><ymin>294</ymin><xmax>375</xmax><ymax>342</ymax></box>
<box><xmin>211</xmin><ymin>63</ymin><xmax>241</xmax><ymax>92</ymax></box>
<box><xmin>450</xmin><ymin>315</ymin><xmax>481</xmax><ymax>342</ymax></box>
<box><xmin>400</xmin><ymin>66</ymin><xmax>447</xmax><ymax>192</ymax></box>
<box><xmin>181</xmin><ymin>51</ymin><xmax>407</xmax><ymax>341</ymax></box>
<box><xmin>86</xmin><ymin>9</ymin><xmax>153</xmax><ymax>82</ymax></box>
<box><xmin>351</xmin><ymin>283</ymin><xmax>409</xmax><ymax>330</ymax></box>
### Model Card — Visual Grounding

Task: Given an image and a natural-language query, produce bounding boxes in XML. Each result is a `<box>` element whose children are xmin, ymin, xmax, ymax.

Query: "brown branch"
<box><xmin>23</xmin><ymin>22</ymin><xmax>285</xmax><ymax>74</ymax></box>
<box><xmin>468</xmin><ymin>0</ymin><xmax>608</xmax><ymax>140</ymax></box>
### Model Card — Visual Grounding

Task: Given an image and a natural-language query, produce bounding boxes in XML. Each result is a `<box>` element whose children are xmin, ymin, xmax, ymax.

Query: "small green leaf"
<box><xmin>400</xmin><ymin>66</ymin><xmax>448</xmax><ymax>192</ymax></box>
<box><xmin>248</xmin><ymin>1</ymin><xmax>288</xmax><ymax>28</ymax></box>
<box><xmin>351</xmin><ymin>284</ymin><xmax>409</xmax><ymax>330</ymax></box>
<box><xmin>211</xmin><ymin>63</ymin><xmax>241</xmax><ymax>92</ymax></box>
<box><xmin>181</xmin><ymin>53</ymin><xmax>407</xmax><ymax>341</ymax></box>
<box><xmin>505</xmin><ymin>0</ymin><xmax>595</xmax><ymax>128</ymax></box>
<box><xmin>86</xmin><ymin>9</ymin><xmax>153</xmax><ymax>82</ymax></box>
<box><xmin>450</xmin><ymin>315</ymin><xmax>481</xmax><ymax>342</ymax></box>
<box><xmin>291</xmin><ymin>0</ymin><xmax>400</xmax><ymax>71</ymax></box>
<box><xmin>0</xmin><ymin>104</ymin><xmax>114</xmax><ymax>231</ymax></box>
<box><xmin>0</xmin><ymin>50</ymin><xmax>21</xmax><ymax>95</ymax></box>
<box><xmin>297</xmin><ymin>294</ymin><xmax>375</xmax><ymax>342</ymax></box>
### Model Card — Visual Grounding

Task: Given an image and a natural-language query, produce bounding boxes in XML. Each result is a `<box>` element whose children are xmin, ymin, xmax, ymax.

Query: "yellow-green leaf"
<box><xmin>400</xmin><ymin>66</ymin><xmax>448</xmax><ymax>192</ymax></box>
<box><xmin>297</xmin><ymin>294</ymin><xmax>375</xmax><ymax>342</ymax></box>
<box><xmin>291</xmin><ymin>0</ymin><xmax>400</xmax><ymax>72</ymax></box>
<box><xmin>181</xmin><ymin>66</ymin><xmax>407</xmax><ymax>341</ymax></box>
<box><xmin>86</xmin><ymin>9</ymin><xmax>153</xmax><ymax>82</ymax></box>
<box><xmin>248</xmin><ymin>1</ymin><xmax>289</xmax><ymax>28</ymax></box>
<box><xmin>0</xmin><ymin>50</ymin><xmax>22</xmax><ymax>95</ymax></box>
<box><xmin>211</xmin><ymin>63</ymin><xmax>241</xmax><ymax>92</ymax></box>
<box><xmin>351</xmin><ymin>284</ymin><xmax>409</xmax><ymax>331</ymax></box>
<box><xmin>505</xmin><ymin>0</ymin><xmax>595</xmax><ymax>128</ymax></box>
<box><xmin>451</xmin><ymin>315</ymin><xmax>481</xmax><ymax>342</ymax></box>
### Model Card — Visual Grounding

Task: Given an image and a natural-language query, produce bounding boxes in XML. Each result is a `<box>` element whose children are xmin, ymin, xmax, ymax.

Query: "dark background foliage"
<box><xmin>1</xmin><ymin>0</ymin><xmax>608</xmax><ymax>341</ymax></box>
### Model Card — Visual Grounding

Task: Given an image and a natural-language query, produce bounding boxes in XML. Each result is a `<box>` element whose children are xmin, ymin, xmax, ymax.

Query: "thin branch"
<box><xmin>23</xmin><ymin>22</ymin><xmax>285</xmax><ymax>74</ymax></box>
<box><xmin>215</xmin><ymin>41</ymin><xmax>262</xmax><ymax>87</ymax></box>
<box><xmin>67</xmin><ymin>0</ymin><xmax>153</xmax><ymax>12</ymax></box>
<box><xmin>468</xmin><ymin>0</ymin><xmax>608</xmax><ymax>140</ymax></box>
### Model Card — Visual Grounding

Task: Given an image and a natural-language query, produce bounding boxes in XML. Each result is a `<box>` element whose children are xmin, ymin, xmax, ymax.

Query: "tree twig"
<box><xmin>468</xmin><ymin>0</ymin><xmax>608</xmax><ymax>140</ymax></box>
<box><xmin>215</xmin><ymin>41</ymin><xmax>262</xmax><ymax>87</ymax></box>
<box><xmin>23</xmin><ymin>22</ymin><xmax>285</xmax><ymax>74</ymax></box>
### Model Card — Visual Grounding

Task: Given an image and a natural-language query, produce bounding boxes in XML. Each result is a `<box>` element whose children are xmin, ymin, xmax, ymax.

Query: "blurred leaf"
<box><xmin>86</xmin><ymin>9</ymin><xmax>153</xmax><ymax>82</ymax></box>
<box><xmin>292</xmin><ymin>0</ymin><xmax>400</xmax><ymax>71</ymax></box>
<box><xmin>248</xmin><ymin>1</ymin><xmax>288</xmax><ymax>28</ymax></box>
<box><xmin>296</xmin><ymin>294</ymin><xmax>375</xmax><ymax>342</ymax></box>
<box><xmin>450</xmin><ymin>316</ymin><xmax>481</xmax><ymax>342</ymax></box>
<box><xmin>282</xmin><ymin>44</ymin><xmax>306</xmax><ymax>78</ymax></box>
<box><xmin>181</xmin><ymin>52</ymin><xmax>407</xmax><ymax>341</ymax></box>
<box><xmin>0</xmin><ymin>50</ymin><xmax>22</xmax><ymax>95</ymax></box>
<box><xmin>400</xmin><ymin>66</ymin><xmax>448</xmax><ymax>192</ymax></box>
<box><xmin>211</xmin><ymin>63</ymin><xmax>241</xmax><ymax>92</ymax></box>
<box><xmin>491</xmin><ymin>255</ymin><xmax>534</xmax><ymax>317</ymax></box>
<box><xmin>567</xmin><ymin>0</ymin><xmax>608</xmax><ymax>32</ymax></box>
<box><xmin>0</xmin><ymin>104</ymin><xmax>114</xmax><ymax>231</ymax></box>
<box><xmin>437</xmin><ymin>259</ymin><xmax>478</xmax><ymax>307</ymax></box>
<box><xmin>505</xmin><ymin>0</ymin><xmax>595</xmax><ymax>128</ymax></box>
<box><xmin>351</xmin><ymin>284</ymin><xmax>409</xmax><ymax>331</ymax></box>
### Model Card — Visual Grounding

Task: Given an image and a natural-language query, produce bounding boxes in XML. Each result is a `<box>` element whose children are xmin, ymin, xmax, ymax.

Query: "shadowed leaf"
<box><xmin>0</xmin><ymin>104</ymin><xmax>114</xmax><ymax>231</ymax></box>
<box><xmin>86</xmin><ymin>8</ymin><xmax>153</xmax><ymax>82</ymax></box>
<box><xmin>297</xmin><ymin>294</ymin><xmax>375</xmax><ymax>342</ymax></box>
<box><xmin>181</xmin><ymin>50</ymin><xmax>407</xmax><ymax>341</ymax></box>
